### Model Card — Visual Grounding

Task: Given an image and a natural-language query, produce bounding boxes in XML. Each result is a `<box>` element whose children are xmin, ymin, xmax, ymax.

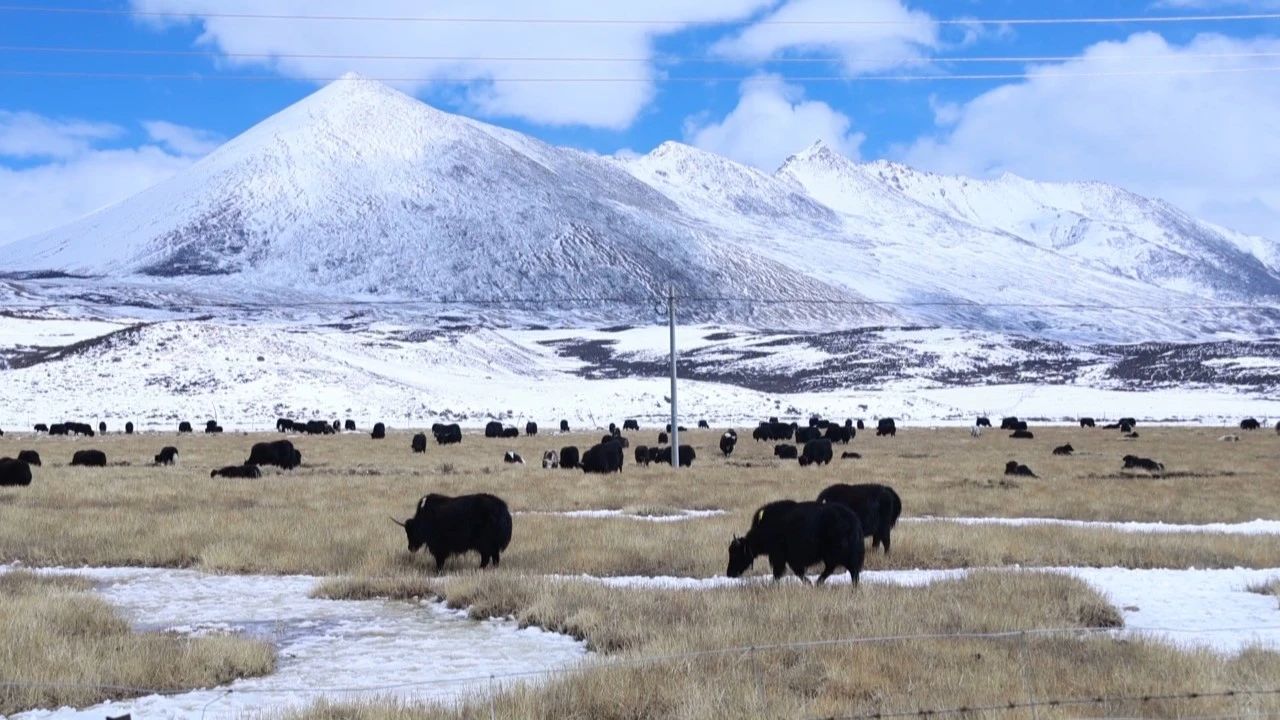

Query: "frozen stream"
<box><xmin>6</xmin><ymin>567</ymin><xmax>588</xmax><ymax>720</ymax></box>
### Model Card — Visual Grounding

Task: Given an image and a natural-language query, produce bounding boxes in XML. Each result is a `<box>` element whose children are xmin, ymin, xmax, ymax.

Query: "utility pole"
<box><xmin>668</xmin><ymin>285</ymin><xmax>679</xmax><ymax>470</ymax></box>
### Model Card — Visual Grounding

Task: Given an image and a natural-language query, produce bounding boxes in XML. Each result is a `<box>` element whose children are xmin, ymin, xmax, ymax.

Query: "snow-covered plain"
<box><xmin>4</xmin><ymin>566</ymin><xmax>588</xmax><ymax>720</ymax></box>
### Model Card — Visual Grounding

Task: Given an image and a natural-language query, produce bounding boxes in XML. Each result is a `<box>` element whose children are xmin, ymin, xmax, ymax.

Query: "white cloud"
<box><xmin>713</xmin><ymin>0</ymin><xmax>938</xmax><ymax>73</ymax></box>
<box><xmin>0</xmin><ymin>113</ymin><xmax>216</xmax><ymax>245</ymax></box>
<box><xmin>0</xmin><ymin>112</ymin><xmax>122</xmax><ymax>159</ymax></box>
<box><xmin>903</xmin><ymin>32</ymin><xmax>1280</xmax><ymax>240</ymax></box>
<box><xmin>684</xmin><ymin>74</ymin><xmax>864</xmax><ymax>170</ymax></box>
<box><xmin>143</xmin><ymin>120</ymin><xmax>224</xmax><ymax>156</ymax></box>
<box><xmin>129</xmin><ymin>0</ymin><xmax>775</xmax><ymax>129</ymax></box>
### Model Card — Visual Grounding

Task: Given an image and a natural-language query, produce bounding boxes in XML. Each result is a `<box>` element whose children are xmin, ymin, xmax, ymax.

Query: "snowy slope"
<box><xmin>0</xmin><ymin>75</ymin><xmax>1277</xmax><ymax>338</ymax></box>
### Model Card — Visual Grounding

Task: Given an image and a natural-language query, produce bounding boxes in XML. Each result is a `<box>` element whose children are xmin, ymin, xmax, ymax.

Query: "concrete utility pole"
<box><xmin>668</xmin><ymin>285</ymin><xmax>679</xmax><ymax>470</ymax></box>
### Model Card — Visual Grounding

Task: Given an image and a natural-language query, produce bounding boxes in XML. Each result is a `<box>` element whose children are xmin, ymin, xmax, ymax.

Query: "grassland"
<box><xmin>0</xmin><ymin>570</ymin><xmax>275</xmax><ymax>715</ymax></box>
<box><xmin>1</xmin><ymin>425</ymin><xmax>1278</xmax><ymax>719</ymax></box>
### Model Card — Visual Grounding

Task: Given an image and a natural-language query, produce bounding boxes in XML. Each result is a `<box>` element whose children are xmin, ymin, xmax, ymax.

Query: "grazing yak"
<box><xmin>333</xmin><ymin>420</ymin><xmax>342</xmax><ymax>432</ymax></box>
<box><xmin>856</xmin><ymin>419</ymin><xmax>865</xmax><ymax>430</ymax></box>
<box><xmin>154</xmin><ymin>446</ymin><xmax>178</xmax><ymax>465</ymax></box>
<box><xmin>393</xmin><ymin>493</ymin><xmax>513</xmax><ymax>571</ymax></box>
<box><xmin>98</xmin><ymin>421</ymin><xmax>107</xmax><ymax>434</ymax></box>
<box><xmin>205</xmin><ymin>424</ymin><xmax>224</xmax><ymax>434</ymax></box>
<box><xmin>542</xmin><ymin>450</ymin><xmax>560</xmax><ymax>469</ymax></box>
<box><xmin>634</xmin><ymin>445</ymin><xmax>650</xmax><ymax>466</ymax></box>
<box><xmin>277</xmin><ymin>418</ymin><xmax>295</xmax><ymax>432</ymax></box>
<box><xmin>124</xmin><ymin>422</ymin><xmax>134</xmax><ymax>435</ymax></box>
<box><xmin>525</xmin><ymin>421</ymin><xmax>538</xmax><ymax>436</ymax></box>
<box><xmin>1241</xmin><ymin>418</ymin><xmax>1261</xmax><ymax>431</ymax></box>
<box><xmin>17</xmin><ymin>450</ymin><xmax>41</xmax><ymax>467</ymax></box>
<box><xmin>411</xmin><ymin>433</ymin><xmax>428</xmax><ymax>453</ymax></box>
<box><xmin>774</xmin><ymin>444</ymin><xmax>799</xmax><ymax>459</ymax></box>
<box><xmin>657</xmin><ymin>431</ymin><xmax>669</xmax><ymax>445</ymax></box>
<box><xmin>841</xmin><ymin>451</ymin><xmax>862</xmax><ymax>459</ymax></box>
<box><xmin>623</xmin><ymin>420</ymin><xmax>640</xmax><ymax>431</ymax></box>
<box><xmin>1004</xmin><ymin>461</ymin><xmax>1037</xmax><ymax>478</ymax></box>
<box><xmin>371</xmin><ymin>422</ymin><xmax>386</xmax><ymax>440</ymax></box>
<box><xmin>502</xmin><ymin>426</ymin><xmax>520</xmax><ymax>439</ymax></box>
<box><xmin>698</xmin><ymin>420</ymin><xmax>710</xmax><ymax>429</ymax></box>
<box><xmin>824</xmin><ymin>425</ymin><xmax>853</xmax><ymax>444</ymax></box>
<box><xmin>582</xmin><ymin>442</ymin><xmax>624</xmax><ymax>474</ymax></box>
<box><xmin>345</xmin><ymin>419</ymin><xmax>357</xmax><ymax>432</ymax></box>
<box><xmin>247</xmin><ymin>440</ymin><xmax>301</xmax><ymax>470</ymax></box>
<box><xmin>1052</xmin><ymin>444</ymin><xmax>1074</xmax><ymax>456</ymax></box>
<box><xmin>753</xmin><ymin>421</ymin><xmax>795</xmax><ymax>442</ymax></box>
<box><xmin>503</xmin><ymin>451</ymin><xmax>525</xmax><ymax>464</ymax></box>
<box><xmin>432</xmin><ymin>423</ymin><xmax>462</xmax><ymax>445</ymax></box>
<box><xmin>657</xmin><ymin>444</ymin><xmax>696</xmax><ymax>467</ymax></box>
<box><xmin>178</xmin><ymin>421</ymin><xmax>193</xmax><ymax>433</ymax></box>
<box><xmin>0</xmin><ymin>458</ymin><xmax>33</xmax><ymax>487</ymax></box>
<box><xmin>795</xmin><ymin>427</ymin><xmax>821</xmax><ymax>444</ymax></box>
<box><xmin>726</xmin><ymin>500</ymin><xmax>864</xmax><ymax>585</ymax></box>
<box><xmin>719</xmin><ymin>431</ymin><xmax>738</xmax><ymax>457</ymax></box>
<box><xmin>33</xmin><ymin>423</ymin><xmax>48</xmax><ymax>433</ymax></box>
<box><xmin>816</xmin><ymin>483</ymin><xmax>902</xmax><ymax>554</ymax></box>
<box><xmin>1010</xmin><ymin>429</ymin><xmax>1035</xmax><ymax>440</ymax></box>
<box><xmin>560</xmin><ymin>420</ymin><xmax>570</xmax><ymax>433</ymax></box>
<box><xmin>66</xmin><ymin>422</ymin><xmax>95</xmax><ymax>437</ymax></box>
<box><xmin>1000</xmin><ymin>417</ymin><xmax>1020</xmax><ymax>431</ymax></box>
<box><xmin>1079</xmin><ymin>417</ymin><xmax>1096</xmax><ymax>428</ymax></box>
<box><xmin>70</xmin><ymin>450</ymin><xmax>107</xmax><ymax>467</ymax></box>
<box><xmin>1122</xmin><ymin>455</ymin><xmax>1164</xmax><ymax>473</ymax></box>
<box><xmin>665</xmin><ymin>423</ymin><xmax>688</xmax><ymax>433</ymax></box>
<box><xmin>559</xmin><ymin>446</ymin><xmax>581</xmax><ymax>470</ymax></box>
<box><xmin>798</xmin><ymin>438</ymin><xmax>834</xmax><ymax>467</ymax></box>
<box><xmin>876</xmin><ymin>418</ymin><xmax>896</xmax><ymax>437</ymax></box>
<box><xmin>48</xmin><ymin>423</ymin><xmax>68</xmax><ymax>436</ymax></box>
<box><xmin>484</xmin><ymin>421</ymin><xmax>504</xmax><ymax>438</ymax></box>
<box><xmin>976</xmin><ymin>416</ymin><xmax>992</xmax><ymax>428</ymax></box>
<box><xmin>211</xmin><ymin>465</ymin><xmax>261</xmax><ymax>479</ymax></box>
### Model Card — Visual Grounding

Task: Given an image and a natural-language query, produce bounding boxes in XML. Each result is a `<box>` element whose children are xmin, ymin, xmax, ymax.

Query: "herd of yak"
<box><xmin>0</xmin><ymin>413</ymin><xmax>1274</xmax><ymax>584</ymax></box>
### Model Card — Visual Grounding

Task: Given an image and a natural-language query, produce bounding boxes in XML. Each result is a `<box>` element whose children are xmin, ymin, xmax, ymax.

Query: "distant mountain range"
<box><xmin>2</xmin><ymin>73</ymin><xmax>1278</xmax><ymax>340</ymax></box>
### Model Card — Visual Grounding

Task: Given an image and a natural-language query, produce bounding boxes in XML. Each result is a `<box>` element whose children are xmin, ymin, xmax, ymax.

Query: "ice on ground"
<box><xmin>517</xmin><ymin>509</ymin><xmax>726</xmax><ymax>522</ymax></box>
<box><xmin>908</xmin><ymin>517</ymin><xmax>1280</xmax><ymax>535</ymax></box>
<box><xmin>6</xmin><ymin>566</ymin><xmax>587</xmax><ymax>720</ymax></box>
<box><xmin>562</xmin><ymin>567</ymin><xmax>1280</xmax><ymax>653</ymax></box>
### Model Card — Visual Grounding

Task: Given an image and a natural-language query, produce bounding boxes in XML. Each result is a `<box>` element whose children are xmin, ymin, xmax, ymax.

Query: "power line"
<box><xmin>2</xmin><ymin>5</ymin><xmax>1279</xmax><ymax>25</ymax></box>
<box><xmin>6</xmin><ymin>44</ymin><xmax>1280</xmax><ymax>66</ymax></box>
<box><xmin>8</xmin><ymin>66</ymin><xmax>1280</xmax><ymax>83</ymax></box>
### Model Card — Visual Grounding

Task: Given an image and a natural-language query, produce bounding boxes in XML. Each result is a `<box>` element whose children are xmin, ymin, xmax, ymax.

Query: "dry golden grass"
<box><xmin>2</xmin><ymin>427</ymin><xmax>1279</xmax><ymax>719</ymax></box>
<box><xmin>286</xmin><ymin>571</ymin><xmax>1280</xmax><ymax>720</ymax></box>
<box><xmin>0</xmin><ymin>570</ymin><xmax>276</xmax><ymax>715</ymax></box>
<box><xmin>0</xmin><ymin>427</ymin><xmax>1277</xmax><ymax>577</ymax></box>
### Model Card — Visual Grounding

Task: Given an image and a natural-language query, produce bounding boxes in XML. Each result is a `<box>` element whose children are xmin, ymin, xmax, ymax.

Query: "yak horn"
<box><xmin>389</xmin><ymin>516</ymin><xmax>406</xmax><ymax>527</ymax></box>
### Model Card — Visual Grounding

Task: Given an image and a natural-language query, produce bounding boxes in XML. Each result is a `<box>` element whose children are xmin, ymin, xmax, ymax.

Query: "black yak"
<box><xmin>560</xmin><ymin>420</ymin><xmax>570</xmax><ymax>433</ymax></box>
<box><xmin>70</xmin><ymin>450</ymin><xmax>107</xmax><ymax>467</ymax></box>
<box><xmin>634</xmin><ymin>445</ymin><xmax>650</xmax><ymax>466</ymax></box>
<box><xmin>856</xmin><ymin>419</ymin><xmax>865</xmax><ymax>430</ymax></box>
<box><xmin>1241</xmin><ymin>418</ymin><xmax>1261</xmax><ymax>431</ymax></box>
<box><xmin>178</xmin><ymin>421</ymin><xmax>193</xmax><ymax>433</ymax></box>
<box><xmin>824</xmin><ymin>425</ymin><xmax>853</xmax><ymax>444</ymax></box>
<box><xmin>211</xmin><ymin>465</ymin><xmax>261</xmax><ymax>479</ymax></box>
<box><xmin>798</xmin><ymin>438</ymin><xmax>833</xmax><ymax>467</ymax></box>
<box><xmin>795</xmin><ymin>427</ymin><xmax>821</xmax><ymax>444</ymax></box>
<box><xmin>525</xmin><ymin>421</ymin><xmax>538</xmax><ymax>436</ymax></box>
<box><xmin>559</xmin><ymin>446</ymin><xmax>580</xmax><ymax>470</ymax></box>
<box><xmin>1004</xmin><ymin>461</ymin><xmax>1036</xmax><ymax>478</ymax></box>
<box><xmin>17</xmin><ymin>450</ymin><xmax>41</xmax><ymax>467</ymax></box>
<box><xmin>247</xmin><ymin>440</ymin><xmax>301</xmax><ymax>470</ymax></box>
<box><xmin>124</xmin><ymin>422</ymin><xmax>134</xmax><ymax>435</ymax></box>
<box><xmin>154</xmin><ymin>446</ymin><xmax>178</xmax><ymax>466</ymax></box>
<box><xmin>816</xmin><ymin>483</ymin><xmax>902</xmax><ymax>554</ymax></box>
<box><xmin>0</xmin><ymin>458</ymin><xmax>33</xmax><ymax>486</ymax></box>
<box><xmin>840</xmin><ymin>451</ymin><xmax>862</xmax><ymax>459</ymax></box>
<box><xmin>582</xmin><ymin>442</ymin><xmax>624</xmax><ymax>474</ymax></box>
<box><xmin>205</xmin><ymin>424</ymin><xmax>223</xmax><ymax>434</ymax></box>
<box><xmin>1052</xmin><ymin>444</ymin><xmax>1074</xmax><ymax>456</ymax></box>
<box><xmin>502</xmin><ymin>426</ymin><xmax>520</xmax><ymax>439</ymax></box>
<box><xmin>33</xmin><ymin>423</ymin><xmax>48</xmax><ymax>433</ymax></box>
<box><xmin>393</xmin><ymin>493</ymin><xmax>512</xmax><ymax>570</ymax></box>
<box><xmin>698</xmin><ymin>420</ymin><xmax>710</xmax><ymax>429</ymax></box>
<box><xmin>623</xmin><ymin>420</ymin><xmax>640</xmax><ymax>431</ymax></box>
<box><xmin>774</xmin><ymin>444</ymin><xmax>798</xmax><ymax>459</ymax></box>
<box><xmin>371</xmin><ymin>422</ymin><xmax>386</xmax><ymax>439</ymax></box>
<box><xmin>98</xmin><ymin>421</ymin><xmax>107</xmax><ymax>434</ymax></box>
<box><xmin>1122</xmin><ymin>455</ymin><xmax>1164</xmax><ymax>473</ymax></box>
<box><xmin>1000</xmin><ymin>417</ymin><xmax>1020</xmax><ymax>430</ymax></box>
<box><xmin>1010</xmin><ymin>429</ymin><xmax>1034</xmax><ymax>439</ymax></box>
<box><xmin>657</xmin><ymin>444</ymin><xmax>696</xmax><ymax>467</ymax></box>
<box><xmin>1079</xmin><ymin>417</ymin><xmax>1096</xmax><ymax>428</ymax></box>
<box><xmin>657</xmin><ymin>431</ymin><xmax>669</xmax><ymax>445</ymax></box>
<box><xmin>411</xmin><ymin>433</ymin><xmax>428</xmax><ymax>453</ymax></box>
<box><xmin>976</xmin><ymin>416</ymin><xmax>992</xmax><ymax>428</ymax></box>
<box><xmin>726</xmin><ymin>500</ymin><xmax>864</xmax><ymax>585</ymax></box>
<box><xmin>876</xmin><ymin>418</ymin><xmax>896</xmax><ymax>437</ymax></box>
<box><xmin>484</xmin><ymin>421</ymin><xmax>504</xmax><ymax>438</ymax></box>
<box><xmin>432</xmin><ymin>423</ymin><xmax>462</xmax><ymax>445</ymax></box>
<box><xmin>719</xmin><ymin>431</ymin><xmax>737</xmax><ymax>457</ymax></box>
<box><xmin>277</xmin><ymin>418</ymin><xmax>295</xmax><ymax>432</ymax></box>
<box><xmin>345</xmin><ymin>419</ymin><xmax>357</xmax><ymax>432</ymax></box>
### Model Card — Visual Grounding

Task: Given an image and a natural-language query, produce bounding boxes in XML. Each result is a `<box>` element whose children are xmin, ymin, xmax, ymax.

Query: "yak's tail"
<box><xmin>491</xmin><ymin>503</ymin><xmax>514</xmax><ymax>552</ymax></box>
<box><xmin>881</xmin><ymin>486</ymin><xmax>902</xmax><ymax>529</ymax></box>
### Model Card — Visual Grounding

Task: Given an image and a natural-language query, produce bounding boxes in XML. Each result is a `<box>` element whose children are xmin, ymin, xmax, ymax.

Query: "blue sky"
<box><xmin>3</xmin><ymin>0</ymin><xmax>1280</xmax><ymax>244</ymax></box>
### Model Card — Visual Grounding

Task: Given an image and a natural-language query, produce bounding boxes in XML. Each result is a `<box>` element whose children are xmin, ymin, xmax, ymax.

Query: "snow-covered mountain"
<box><xmin>1</xmin><ymin>74</ymin><xmax>1278</xmax><ymax>339</ymax></box>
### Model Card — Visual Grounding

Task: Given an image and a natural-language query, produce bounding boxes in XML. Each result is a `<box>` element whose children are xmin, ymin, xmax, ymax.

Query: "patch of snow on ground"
<box><xmin>564</xmin><ymin>567</ymin><xmax>1280</xmax><ymax>653</ymax></box>
<box><xmin>7</xmin><ymin>566</ymin><xmax>587</xmax><ymax>719</ymax></box>
<box><xmin>909</xmin><ymin>517</ymin><xmax>1280</xmax><ymax>535</ymax></box>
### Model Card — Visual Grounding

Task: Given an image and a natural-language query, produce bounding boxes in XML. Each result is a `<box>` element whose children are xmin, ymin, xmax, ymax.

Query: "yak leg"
<box><xmin>479</xmin><ymin>553</ymin><xmax>491</xmax><ymax>569</ymax></box>
<box><xmin>880</xmin><ymin>531</ymin><xmax>891</xmax><ymax>554</ymax></box>
<box><xmin>491</xmin><ymin>552</ymin><xmax>500</xmax><ymax>567</ymax></box>
<box><xmin>815</xmin><ymin>563</ymin><xmax>836</xmax><ymax>585</ymax></box>
<box><xmin>432</xmin><ymin>553</ymin><xmax>447</xmax><ymax>571</ymax></box>
<box><xmin>769</xmin><ymin>553</ymin><xmax>788</xmax><ymax>582</ymax></box>
<box><xmin>789</xmin><ymin>561</ymin><xmax>812</xmax><ymax>585</ymax></box>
